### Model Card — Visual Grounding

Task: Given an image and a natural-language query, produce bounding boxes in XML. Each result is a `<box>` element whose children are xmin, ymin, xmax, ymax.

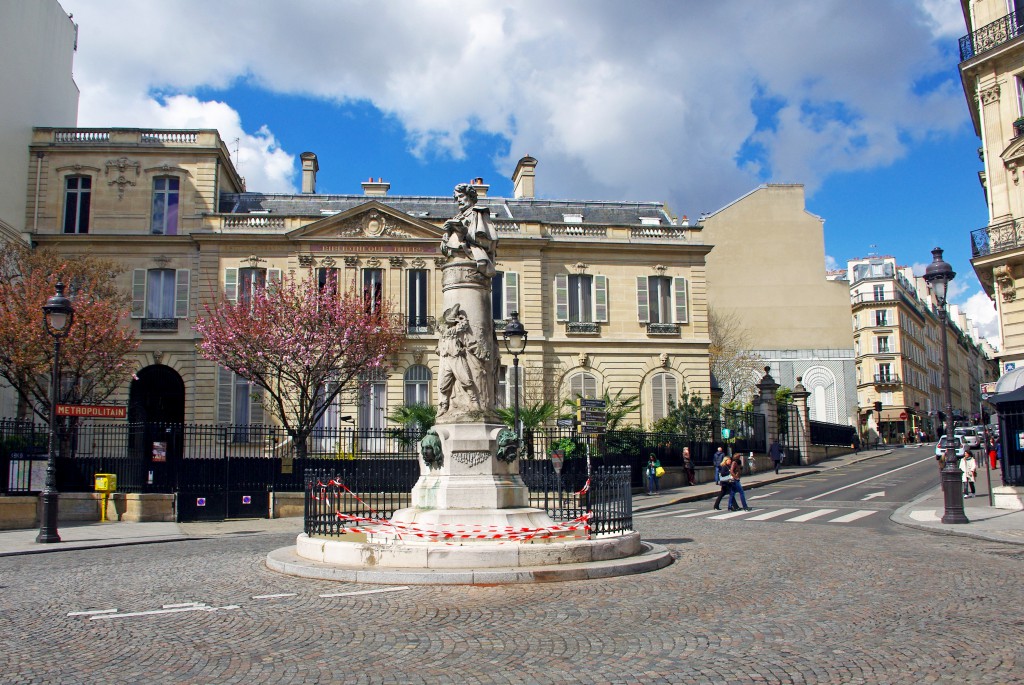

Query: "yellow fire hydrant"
<box><xmin>94</xmin><ymin>473</ymin><xmax>117</xmax><ymax>523</ymax></box>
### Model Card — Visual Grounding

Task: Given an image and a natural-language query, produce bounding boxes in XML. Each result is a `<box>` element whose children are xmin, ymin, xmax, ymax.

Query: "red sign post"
<box><xmin>55</xmin><ymin>404</ymin><xmax>127</xmax><ymax>419</ymax></box>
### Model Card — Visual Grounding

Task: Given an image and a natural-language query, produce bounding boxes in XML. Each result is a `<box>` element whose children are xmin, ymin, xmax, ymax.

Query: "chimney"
<box><xmin>361</xmin><ymin>176</ymin><xmax>390</xmax><ymax>196</ymax></box>
<box><xmin>470</xmin><ymin>177</ymin><xmax>489</xmax><ymax>198</ymax></box>
<box><xmin>511</xmin><ymin>155</ymin><xmax>537</xmax><ymax>199</ymax></box>
<box><xmin>300</xmin><ymin>152</ymin><xmax>318</xmax><ymax>194</ymax></box>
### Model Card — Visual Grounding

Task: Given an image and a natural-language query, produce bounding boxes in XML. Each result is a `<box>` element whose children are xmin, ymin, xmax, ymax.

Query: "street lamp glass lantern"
<box><xmin>42</xmin><ymin>282</ymin><xmax>75</xmax><ymax>338</ymax></box>
<box><xmin>503</xmin><ymin>311</ymin><xmax>528</xmax><ymax>355</ymax></box>
<box><xmin>923</xmin><ymin>247</ymin><xmax>955</xmax><ymax>307</ymax></box>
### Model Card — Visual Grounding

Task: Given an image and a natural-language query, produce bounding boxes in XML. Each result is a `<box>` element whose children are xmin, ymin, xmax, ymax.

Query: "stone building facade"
<box><xmin>26</xmin><ymin>128</ymin><xmax>712</xmax><ymax>434</ymax></box>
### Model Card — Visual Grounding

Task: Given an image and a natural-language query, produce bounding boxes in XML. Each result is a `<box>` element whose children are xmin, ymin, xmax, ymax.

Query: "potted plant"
<box><xmin>1013</xmin><ymin>117</ymin><xmax>1024</xmax><ymax>137</ymax></box>
<box><xmin>548</xmin><ymin>436</ymin><xmax>577</xmax><ymax>460</ymax></box>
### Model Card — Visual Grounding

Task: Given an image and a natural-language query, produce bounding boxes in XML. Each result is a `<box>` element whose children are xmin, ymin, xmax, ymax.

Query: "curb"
<box><xmin>890</xmin><ymin>490</ymin><xmax>1024</xmax><ymax>547</ymax></box>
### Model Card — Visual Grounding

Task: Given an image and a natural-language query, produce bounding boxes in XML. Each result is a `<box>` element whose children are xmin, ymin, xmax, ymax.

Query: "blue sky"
<box><xmin>60</xmin><ymin>0</ymin><xmax>996</xmax><ymax>341</ymax></box>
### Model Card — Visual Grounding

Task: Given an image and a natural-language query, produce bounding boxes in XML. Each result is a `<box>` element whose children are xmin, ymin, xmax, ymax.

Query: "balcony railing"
<box><xmin>873</xmin><ymin>374</ymin><xmax>901</xmax><ymax>385</ymax></box>
<box><xmin>565</xmin><ymin>321</ymin><xmax>599</xmax><ymax>334</ymax></box>
<box><xmin>141</xmin><ymin>318</ymin><xmax>179</xmax><ymax>332</ymax></box>
<box><xmin>960</xmin><ymin>12</ymin><xmax>1023</xmax><ymax>62</ymax></box>
<box><xmin>388</xmin><ymin>314</ymin><xmax>436</xmax><ymax>335</ymax></box>
<box><xmin>970</xmin><ymin>219</ymin><xmax>1024</xmax><ymax>258</ymax></box>
<box><xmin>646</xmin><ymin>322</ymin><xmax>679</xmax><ymax>335</ymax></box>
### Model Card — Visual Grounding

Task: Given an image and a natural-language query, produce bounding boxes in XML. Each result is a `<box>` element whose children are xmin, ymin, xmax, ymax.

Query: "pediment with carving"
<box><xmin>288</xmin><ymin>201</ymin><xmax>442</xmax><ymax>242</ymax></box>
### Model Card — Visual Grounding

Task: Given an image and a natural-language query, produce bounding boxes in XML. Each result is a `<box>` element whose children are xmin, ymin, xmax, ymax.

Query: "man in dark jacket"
<box><xmin>712</xmin><ymin>445</ymin><xmax>726</xmax><ymax>485</ymax></box>
<box><xmin>769</xmin><ymin>439</ymin><xmax>784</xmax><ymax>474</ymax></box>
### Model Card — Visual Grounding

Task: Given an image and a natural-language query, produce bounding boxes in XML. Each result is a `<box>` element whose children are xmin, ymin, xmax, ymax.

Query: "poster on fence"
<box><xmin>151</xmin><ymin>441</ymin><xmax>167</xmax><ymax>462</ymax></box>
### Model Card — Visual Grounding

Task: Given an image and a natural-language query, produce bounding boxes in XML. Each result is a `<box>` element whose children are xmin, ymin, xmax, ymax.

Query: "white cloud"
<box><xmin>825</xmin><ymin>255</ymin><xmax>839</xmax><ymax>271</ymax></box>
<box><xmin>61</xmin><ymin>0</ymin><xmax>965</xmax><ymax>212</ymax></box>
<box><xmin>959</xmin><ymin>290</ymin><xmax>1000</xmax><ymax>349</ymax></box>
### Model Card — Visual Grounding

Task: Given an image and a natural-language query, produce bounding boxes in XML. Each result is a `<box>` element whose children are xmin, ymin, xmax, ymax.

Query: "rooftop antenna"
<box><xmin>868</xmin><ymin>244</ymin><xmax>878</xmax><ymax>258</ymax></box>
<box><xmin>232</xmin><ymin>138</ymin><xmax>240</xmax><ymax>168</ymax></box>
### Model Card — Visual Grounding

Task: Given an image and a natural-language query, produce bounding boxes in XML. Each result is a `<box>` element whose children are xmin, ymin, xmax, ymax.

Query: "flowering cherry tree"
<box><xmin>194</xmin><ymin>271</ymin><xmax>404</xmax><ymax>457</ymax></box>
<box><xmin>0</xmin><ymin>245</ymin><xmax>139</xmax><ymax>425</ymax></box>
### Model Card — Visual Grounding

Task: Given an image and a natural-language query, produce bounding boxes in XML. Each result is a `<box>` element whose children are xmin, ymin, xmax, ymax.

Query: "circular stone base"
<box><xmin>267</xmin><ymin>539</ymin><xmax>672</xmax><ymax>585</ymax></box>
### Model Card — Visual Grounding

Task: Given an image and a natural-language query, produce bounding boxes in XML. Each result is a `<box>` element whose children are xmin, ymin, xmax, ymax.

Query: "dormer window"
<box><xmin>562</xmin><ymin>213</ymin><xmax>583</xmax><ymax>223</ymax></box>
<box><xmin>639</xmin><ymin>217</ymin><xmax>662</xmax><ymax>226</ymax></box>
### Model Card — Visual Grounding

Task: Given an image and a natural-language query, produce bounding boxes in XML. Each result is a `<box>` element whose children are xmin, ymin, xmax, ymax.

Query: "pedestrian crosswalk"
<box><xmin>636</xmin><ymin>506</ymin><xmax>881</xmax><ymax>526</ymax></box>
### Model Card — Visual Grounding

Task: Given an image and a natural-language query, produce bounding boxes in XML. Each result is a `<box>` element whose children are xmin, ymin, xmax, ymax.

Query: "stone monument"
<box><xmin>273</xmin><ymin>183</ymin><xmax>670</xmax><ymax>584</ymax></box>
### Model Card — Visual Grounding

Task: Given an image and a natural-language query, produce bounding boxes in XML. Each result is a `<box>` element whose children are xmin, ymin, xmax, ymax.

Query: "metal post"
<box><xmin>938</xmin><ymin>306</ymin><xmax>969</xmax><ymax>524</ymax></box>
<box><xmin>36</xmin><ymin>336</ymin><xmax>61</xmax><ymax>543</ymax></box>
<box><xmin>513</xmin><ymin>354</ymin><xmax>520</xmax><ymax>442</ymax></box>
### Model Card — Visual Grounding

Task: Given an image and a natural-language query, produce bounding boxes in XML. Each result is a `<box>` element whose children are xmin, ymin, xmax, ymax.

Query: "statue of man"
<box><xmin>441</xmin><ymin>183</ymin><xmax>498</xmax><ymax>278</ymax></box>
<box><xmin>437</xmin><ymin>304</ymin><xmax>479</xmax><ymax>416</ymax></box>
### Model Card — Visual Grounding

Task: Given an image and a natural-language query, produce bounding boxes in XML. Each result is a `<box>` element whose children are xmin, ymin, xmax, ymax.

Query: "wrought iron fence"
<box><xmin>959</xmin><ymin>11</ymin><xmax>1022</xmax><ymax>62</ymax></box>
<box><xmin>810</xmin><ymin>421</ymin><xmax>856</xmax><ymax>447</ymax></box>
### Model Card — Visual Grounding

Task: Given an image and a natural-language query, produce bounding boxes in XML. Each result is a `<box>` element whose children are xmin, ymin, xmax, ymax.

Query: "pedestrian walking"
<box><xmin>713</xmin><ymin>455</ymin><xmax>733</xmax><ymax>510</ymax></box>
<box><xmin>769</xmin><ymin>438</ymin><xmax>784</xmax><ymax>475</ymax></box>
<box><xmin>712</xmin><ymin>445</ymin><xmax>725</xmax><ymax>485</ymax></box>
<box><xmin>646</xmin><ymin>454</ymin><xmax>662</xmax><ymax>495</ymax></box>
<box><xmin>682</xmin><ymin>447</ymin><xmax>695</xmax><ymax>486</ymax></box>
<box><xmin>728</xmin><ymin>453</ymin><xmax>751</xmax><ymax>511</ymax></box>
<box><xmin>959</xmin><ymin>452</ymin><xmax>978</xmax><ymax>498</ymax></box>
<box><xmin>988</xmin><ymin>441</ymin><xmax>998</xmax><ymax>470</ymax></box>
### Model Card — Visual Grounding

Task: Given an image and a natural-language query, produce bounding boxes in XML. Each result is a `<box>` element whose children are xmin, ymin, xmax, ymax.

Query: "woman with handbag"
<box><xmin>728</xmin><ymin>453</ymin><xmax>751</xmax><ymax>511</ymax></box>
<box><xmin>682</xmin><ymin>447</ymin><xmax>695</xmax><ymax>486</ymax></box>
<box><xmin>713</xmin><ymin>456</ymin><xmax>734</xmax><ymax>510</ymax></box>
<box><xmin>646</xmin><ymin>454</ymin><xmax>662</xmax><ymax>495</ymax></box>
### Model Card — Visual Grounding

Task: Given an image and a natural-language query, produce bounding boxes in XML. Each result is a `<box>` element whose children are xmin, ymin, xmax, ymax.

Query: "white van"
<box><xmin>953</xmin><ymin>426</ymin><xmax>981</xmax><ymax>449</ymax></box>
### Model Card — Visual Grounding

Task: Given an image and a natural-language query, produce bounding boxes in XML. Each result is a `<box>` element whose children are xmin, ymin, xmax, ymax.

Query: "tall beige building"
<box><xmin>26</xmin><ymin>129</ymin><xmax>712</xmax><ymax>438</ymax></box>
<box><xmin>702</xmin><ymin>184</ymin><xmax>856</xmax><ymax>424</ymax></box>
<box><xmin>846</xmin><ymin>256</ymin><xmax>995</xmax><ymax>443</ymax></box>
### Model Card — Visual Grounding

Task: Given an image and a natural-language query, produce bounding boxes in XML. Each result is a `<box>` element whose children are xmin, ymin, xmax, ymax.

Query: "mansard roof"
<box><xmin>218</xmin><ymin>192</ymin><xmax>675</xmax><ymax>226</ymax></box>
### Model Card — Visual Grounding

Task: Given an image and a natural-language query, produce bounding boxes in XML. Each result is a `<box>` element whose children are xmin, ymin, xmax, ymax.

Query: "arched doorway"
<box><xmin>128</xmin><ymin>365</ymin><xmax>185</xmax><ymax>491</ymax></box>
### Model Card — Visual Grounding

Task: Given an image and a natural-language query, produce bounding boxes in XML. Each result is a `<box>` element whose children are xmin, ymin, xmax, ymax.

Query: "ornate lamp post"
<box><xmin>502</xmin><ymin>311</ymin><xmax>528</xmax><ymax>442</ymax></box>
<box><xmin>37</xmin><ymin>282</ymin><xmax>75</xmax><ymax>543</ymax></box>
<box><xmin>923</xmin><ymin>248</ymin><xmax>968</xmax><ymax>524</ymax></box>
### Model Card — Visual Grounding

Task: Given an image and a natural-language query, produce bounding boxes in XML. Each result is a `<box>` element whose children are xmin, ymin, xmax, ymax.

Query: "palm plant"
<box><xmin>386</xmin><ymin>403</ymin><xmax>436</xmax><ymax>448</ymax></box>
<box><xmin>496</xmin><ymin>399</ymin><xmax>559</xmax><ymax>458</ymax></box>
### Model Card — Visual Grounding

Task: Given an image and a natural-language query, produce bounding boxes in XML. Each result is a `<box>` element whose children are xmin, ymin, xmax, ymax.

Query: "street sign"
<box><xmin>981</xmin><ymin>381</ymin><xmax>997</xmax><ymax>400</ymax></box>
<box><xmin>579</xmin><ymin>398</ymin><xmax>607</xmax><ymax>409</ymax></box>
<box><xmin>899</xmin><ymin>411</ymin><xmax>908</xmax><ymax>420</ymax></box>
<box><xmin>579</xmin><ymin>425</ymin><xmax>606</xmax><ymax>435</ymax></box>
<box><xmin>721</xmin><ymin>428</ymin><xmax>732</xmax><ymax>440</ymax></box>
<box><xmin>56</xmin><ymin>404</ymin><xmax>127</xmax><ymax>419</ymax></box>
<box><xmin>550</xmin><ymin>452</ymin><xmax>564</xmax><ymax>474</ymax></box>
<box><xmin>577</xmin><ymin>410</ymin><xmax>607</xmax><ymax>423</ymax></box>
<box><xmin>555</xmin><ymin>418</ymin><xmax>576</xmax><ymax>428</ymax></box>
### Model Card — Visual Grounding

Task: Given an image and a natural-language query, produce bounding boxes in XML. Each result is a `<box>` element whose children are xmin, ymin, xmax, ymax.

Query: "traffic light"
<box><xmin>874</xmin><ymin>400</ymin><xmax>883</xmax><ymax>413</ymax></box>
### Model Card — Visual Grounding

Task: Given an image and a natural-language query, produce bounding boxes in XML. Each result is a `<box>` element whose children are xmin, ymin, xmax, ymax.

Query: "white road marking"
<box><xmin>828</xmin><ymin>510</ymin><xmax>877</xmax><ymax>523</ymax></box>
<box><xmin>67</xmin><ymin>608</ymin><xmax>118</xmax><ymax>617</ymax></box>
<box><xmin>635</xmin><ymin>510</ymin><xmax>689</xmax><ymax>519</ymax></box>
<box><xmin>786</xmin><ymin>509</ymin><xmax>837</xmax><ymax>522</ymax></box>
<box><xmin>806</xmin><ymin>456</ymin><xmax>934</xmax><ymax>500</ymax></box>
<box><xmin>862</xmin><ymin>491</ymin><xmax>886</xmax><ymax>501</ymax></box>
<box><xmin>674</xmin><ymin>509</ymin><xmax>719</xmax><ymax>518</ymax></box>
<box><xmin>748</xmin><ymin>491</ymin><xmax>779</xmax><ymax>500</ymax></box>
<box><xmin>909</xmin><ymin>510</ymin><xmax>942</xmax><ymax>522</ymax></box>
<box><xmin>90</xmin><ymin>605</ymin><xmax>239</xmax><ymax>621</ymax></box>
<box><xmin>744</xmin><ymin>508</ymin><xmax>800</xmax><ymax>521</ymax></box>
<box><xmin>319</xmin><ymin>587</ymin><xmax>409</xmax><ymax>598</ymax></box>
<box><xmin>252</xmin><ymin>593</ymin><xmax>298</xmax><ymax>600</ymax></box>
<box><xmin>708</xmin><ymin>509</ymin><xmax>754</xmax><ymax>520</ymax></box>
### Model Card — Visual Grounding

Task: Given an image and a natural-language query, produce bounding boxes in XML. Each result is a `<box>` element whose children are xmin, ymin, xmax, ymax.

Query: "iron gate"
<box><xmin>778</xmin><ymin>402</ymin><xmax>802</xmax><ymax>465</ymax></box>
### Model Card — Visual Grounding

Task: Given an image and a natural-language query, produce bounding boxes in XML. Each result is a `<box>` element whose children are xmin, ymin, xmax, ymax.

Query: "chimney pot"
<box><xmin>362</xmin><ymin>177</ymin><xmax>391</xmax><ymax>197</ymax></box>
<box><xmin>300</xmin><ymin>152</ymin><xmax>318</xmax><ymax>194</ymax></box>
<box><xmin>511</xmin><ymin>155</ymin><xmax>537</xmax><ymax>199</ymax></box>
<box><xmin>470</xmin><ymin>177</ymin><xmax>489</xmax><ymax>197</ymax></box>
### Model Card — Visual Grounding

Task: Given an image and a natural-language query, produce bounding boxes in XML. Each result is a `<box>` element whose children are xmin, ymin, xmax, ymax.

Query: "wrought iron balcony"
<box><xmin>565</xmin><ymin>321</ymin><xmax>599</xmax><ymax>334</ymax></box>
<box><xmin>959</xmin><ymin>12</ymin><xmax>1023</xmax><ymax>62</ymax></box>
<box><xmin>646</xmin><ymin>322</ymin><xmax>680</xmax><ymax>335</ymax></box>
<box><xmin>970</xmin><ymin>219</ymin><xmax>1024</xmax><ymax>258</ymax></box>
<box><xmin>141</xmin><ymin>318</ymin><xmax>178</xmax><ymax>332</ymax></box>
<box><xmin>873</xmin><ymin>373</ymin><xmax>901</xmax><ymax>385</ymax></box>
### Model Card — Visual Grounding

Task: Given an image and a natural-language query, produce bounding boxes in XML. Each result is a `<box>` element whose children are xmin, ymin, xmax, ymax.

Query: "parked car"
<box><xmin>935</xmin><ymin>435</ymin><xmax>966</xmax><ymax>460</ymax></box>
<box><xmin>953</xmin><ymin>427</ymin><xmax>981</xmax><ymax>449</ymax></box>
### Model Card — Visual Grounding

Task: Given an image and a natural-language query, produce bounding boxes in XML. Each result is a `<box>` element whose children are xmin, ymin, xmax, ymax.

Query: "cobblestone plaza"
<box><xmin>2</xmin><ymin>511</ymin><xmax>1021</xmax><ymax>684</ymax></box>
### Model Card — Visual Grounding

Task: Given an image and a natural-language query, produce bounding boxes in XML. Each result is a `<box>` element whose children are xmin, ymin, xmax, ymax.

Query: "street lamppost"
<box><xmin>502</xmin><ymin>311</ymin><xmax>528</xmax><ymax>443</ymax></box>
<box><xmin>37</xmin><ymin>281</ymin><xmax>75</xmax><ymax>543</ymax></box>
<box><xmin>923</xmin><ymin>247</ymin><xmax>968</xmax><ymax>525</ymax></box>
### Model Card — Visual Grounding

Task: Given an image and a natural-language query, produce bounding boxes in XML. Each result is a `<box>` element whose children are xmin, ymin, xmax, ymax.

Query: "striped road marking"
<box><xmin>828</xmin><ymin>510</ymin><xmax>878</xmax><ymax>523</ymax></box>
<box><xmin>785</xmin><ymin>509</ymin><xmax>837</xmax><ymax>522</ymax></box>
<box><xmin>252</xmin><ymin>593</ymin><xmax>298</xmax><ymax>600</ymax></box>
<box><xmin>319</xmin><ymin>587</ymin><xmax>409</xmax><ymax>598</ymax></box>
<box><xmin>744</xmin><ymin>508</ymin><xmax>800</xmax><ymax>521</ymax></box>
<box><xmin>708</xmin><ymin>509</ymin><xmax>755</xmax><ymax>520</ymax></box>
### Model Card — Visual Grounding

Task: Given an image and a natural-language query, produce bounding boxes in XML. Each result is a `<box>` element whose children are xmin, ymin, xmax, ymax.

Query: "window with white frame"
<box><xmin>555</xmin><ymin>273</ymin><xmax>607</xmax><ymax>324</ymax></box>
<box><xmin>497</xmin><ymin>364</ymin><xmax>523</xmax><ymax>409</ymax></box>
<box><xmin>217</xmin><ymin>366</ymin><xmax>264</xmax><ymax>440</ymax></box>
<box><xmin>363</xmin><ymin>268</ymin><xmax>383</xmax><ymax>313</ymax></box>
<box><xmin>131</xmin><ymin>268</ymin><xmax>190</xmax><ymax>320</ymax></box>
<box><xmin>636</xmin><ymin>275</ymin><xmax>688</xmax><ymax>324</ymax></box>
<box><xmin>567</xmin><ymin>372</ymin><xmax>598</xmax><ymax>400</ymax></box>
<box><xmin>650</xmin><ymin>372</ymin><xmax>678</xmax><ymax>422</ymax></box>
<box><xmin>875</xmin><ymin>309</ymin><xmax>889</xmax><ymax>326</ymax></box>
<box><xmin>224</xmin><ymin>267</ymin><xmax>281</xmax><ymax>308</ymax></box>
<box><xmin>317</xmin><ymin>267</ymin><xmax>338</xmax><ymax>293</ymax></box>
<box><xmin>876</xmin><ymin>335</ymin><xmax>891</xmax><ymax>353</ymax></box>
<box><xmin>407</xmin><ymin>269</ymin><xmax>428</xmax><ymax>330</ymax></box>
<box><xmin>491</xmin><ymin>271</ymin><xmax>519</xmax><ymax>322</ymax></box>
<box><xmin>150</xmin><ymin>177</ymin><xmax>180</xmax><ymax>235</ymax></box>
<box><xmin>877</xmin><ymin>362</ymin><xmax>893</xmax><ymax>381</ymax></box>
<box><xmin>404</xmin><ymin>365</ymin><xmax>431</xmax><ymax>406</ymax></box>
<box><xmin>872</xmin><ymin>285</ymin><xmax>885</xmax><ymax>301</ymax></box>
<box><xmin>63</xmin><ymin>176</ymin><xmax>91</xmax><ymax>234</ymax></box>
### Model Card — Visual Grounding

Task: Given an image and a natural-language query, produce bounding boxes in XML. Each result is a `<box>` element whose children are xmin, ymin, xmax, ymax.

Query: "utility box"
<box><xmin>94</xmin><ymin>473</ymin><xmax>117</xmax><ymax>492</ymax></box>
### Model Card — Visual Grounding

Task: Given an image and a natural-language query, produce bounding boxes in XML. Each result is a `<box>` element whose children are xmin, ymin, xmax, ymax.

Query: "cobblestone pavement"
<box><xmin>1</xmin><ymin>513</ymin><xmax>1022</xmax><ymax>684</ymax></box>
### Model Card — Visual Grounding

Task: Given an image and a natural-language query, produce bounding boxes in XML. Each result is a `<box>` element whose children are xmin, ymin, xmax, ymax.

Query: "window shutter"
<box><xmin>504</xmin><ymin>271</ymin><xmax>519</xmax><ymax>317</ymax></box>
<box><xmin>570</xmin><ymin>373</ymin><xmax>583</xmax><ymax>399</ymax></box>
<box><xmin>174</xmin><ymin>269</ymin><xmax>190</xmax><ymax>319</ymax></box>
<box><xmin>636</xmin><ymin>276</ymin><xmax>649</xmax><ymax>323</ymax></box>
<box><xmin>665</xmin><ymin>373</ymin><xmax>678</xmax><ymax>406</ymax></box>
<box><xmin>217</xmin><ymin>366</ymin><xmax>233</xmax><ymax>424</ymax></box>
<box><xmin>131</xmin><ymin>269</ymin><xmax>146</xmax><ymax>318</ymax></box>
<box><xmin>249</xmin><ymin>384</ymin><xmax>264</xmax><ymax>425</ymax></box>
<box><xmin>652</xmin><ymin>373</ymin><xmax>665</xmax><ymax>421</ymax></box>
<box><xmin>555</xmin><ymin>274</ymin><xmax>569</xmax><ymax>322</ymax></box>
<box><xmin>224</xmin><ymin>268</ymin><xmax>238</xmax><ymax>303</ymax></box>
<box><xmin>594</xmin><ymin>275</ymin><xmax>608</xmax><ymax>322</ymax></box>
<box><xmin>584</xmin><ymin>373</ymin><xmax>597</xmax><ymax>399</ymax></box>
<box><xmin>673</xmin><ymin>276</ymin><xmax>688</xmax><ymax>324</ymax></box>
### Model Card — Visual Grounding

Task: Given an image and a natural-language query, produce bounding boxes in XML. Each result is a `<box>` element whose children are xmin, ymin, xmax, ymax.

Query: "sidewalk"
<box><xmin>2</xmin><ymin>447</ymin><xmax>1021</xmax><ymax>556</ymax></box>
